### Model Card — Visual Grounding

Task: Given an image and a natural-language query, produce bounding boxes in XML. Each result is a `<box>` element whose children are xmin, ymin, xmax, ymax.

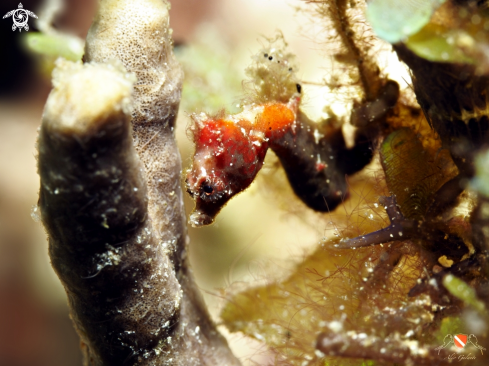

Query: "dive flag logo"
<box><xmin>454</xmin><ymin>334</ymin><xmax>468</xmax><ymax>349</ymax></box>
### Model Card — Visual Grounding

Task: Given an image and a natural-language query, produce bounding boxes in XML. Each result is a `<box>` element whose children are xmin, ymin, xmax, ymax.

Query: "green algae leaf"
<box><xmin>405</xmin><ymin>24</ymin><xmax>475</xmax><ymax>64</ymax></box>
<box><xmin>366</xmin><ymin>0</ymin><xmax>445</xmax><ymax>44</ymax></box>
<box><xmin>443</xmin><ymin>274</ymin><xmax>486</xmax><ymax>314</ymax></box>
<box><xmin>472</xmin><ymin>149</ymin><xmax>489</xmax><ymax>197</ymax></box>
<box><xmin>23</xmin><ymin>32</ymin><xmax>84</xmax><ymax>61</ymax></box>
<box><xmin>22</xmin><ymin>32</ymin><xmax>84</xmax><ymax>78</ymax></box>
<box><xmin>433</xmin><ymin>316</ymin><xmax>464</xmax><ymax>343</ymax></box>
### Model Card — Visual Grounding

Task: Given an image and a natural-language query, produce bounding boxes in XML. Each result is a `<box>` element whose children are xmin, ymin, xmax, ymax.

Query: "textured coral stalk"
<box><xmin>38</xmin><ymin>0</ymin><xmax>240</xmax><ymax>365</ymax></box>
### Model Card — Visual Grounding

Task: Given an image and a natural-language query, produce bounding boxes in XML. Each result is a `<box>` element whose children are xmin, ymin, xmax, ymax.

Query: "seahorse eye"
<box><xmin>202</xmin><ymin>184</ymin><xmax>214</xmax><ymax>195</ymax></box>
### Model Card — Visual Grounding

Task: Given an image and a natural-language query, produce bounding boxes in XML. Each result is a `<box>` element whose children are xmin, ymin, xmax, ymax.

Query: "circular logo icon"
<box><xmin>3</xmin><ymin>3</ymin><xmax>38</xmax><ymax>32</ymax></box>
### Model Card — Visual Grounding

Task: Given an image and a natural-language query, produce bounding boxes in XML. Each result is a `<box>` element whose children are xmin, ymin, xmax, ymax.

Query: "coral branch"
<box><xmin>329</xmin><ymin>0</ymin><xmax>379</xmax><ymax>101</ymax></box>
<box><xmin>37</xmin><ymin>0</ymin><xmax>240</xmax><ymax>365</ymax></box>
<box><xmin>316</xmin><ymin>331</ymin><xmax>453</xmax><ymax>365</ymax></box>
<box><xmin>311</xmin><ymin>0</ymin><xmax>382</xmax><ymax>101</ymax></box>
<box><xmin>39</xmin><ymin>60</ymin><xmax>182</xmax><ymax>365</ymax></box>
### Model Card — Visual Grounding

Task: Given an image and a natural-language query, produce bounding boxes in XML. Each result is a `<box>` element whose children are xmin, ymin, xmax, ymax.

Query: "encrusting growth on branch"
<box><xmin>328</xmin><ymin>0</ymin><xmax>380</xmax><ymax>101</ymax></box>
<box><xmin>37</xmin><ymin>0</ymin><xmax>240</xmax><ymax>365</ymax></box>
<box><xmin>316</xmin><ymin>330</ymin><xmax>452</xmax><ymax>365</ymax></box>
<box><xmin>311</xmin><ymin>0</ymin><xmax>382</xmax><ymax>102</ymax></box>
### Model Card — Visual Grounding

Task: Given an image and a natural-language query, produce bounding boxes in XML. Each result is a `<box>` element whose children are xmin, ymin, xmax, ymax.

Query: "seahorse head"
<box><xmin>186</xmin><ymin>111</ymin><xmax>269</xmax><ymax>226</ymax></box>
